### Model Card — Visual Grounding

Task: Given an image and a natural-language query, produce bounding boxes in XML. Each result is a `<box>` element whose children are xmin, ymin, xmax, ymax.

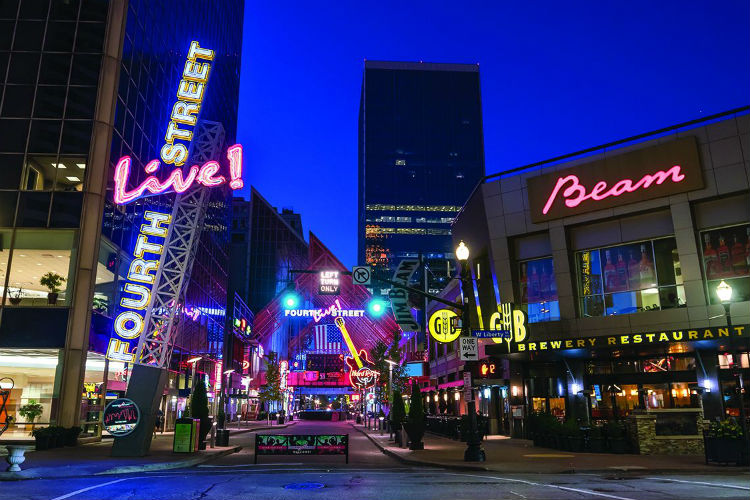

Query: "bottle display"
<box><xmin>615</xmin><ymin>251</ymin><xmax>628</xmax><ymax>292</ymax></box>
<box><xmin>703</xmin><ymin>233</ymin><xmax>718</xmax><ymax>280</ymax></box>
<box><xmin>639</xmin><ymin>244</ymin><xmax>655</xmax><ymax>287</ymax></box>
<box><xmin>603</xmin><ymin>249</ymin><xmax>617</xmax><ymax>293</ymax></box>
<box><xmin>731</xmin><ymin>233</ymin><xmax>747</xmax><ymax>275</ymax></box>
<box><xmin>717</xmin><ymin>235</ymin><xmax>731</xmax><ymax>275</ymax></box>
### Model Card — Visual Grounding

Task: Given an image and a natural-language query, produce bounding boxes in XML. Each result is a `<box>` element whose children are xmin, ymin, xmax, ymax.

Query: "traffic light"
<box><xmin>281</xmin><ymin>282</ymin><xmax>300</xmax><ymax>309</ymax></box>
<box><xmin>367</xmin><ymin>297</ymin><xmax>388</xmax><ymax>317</ymax></box>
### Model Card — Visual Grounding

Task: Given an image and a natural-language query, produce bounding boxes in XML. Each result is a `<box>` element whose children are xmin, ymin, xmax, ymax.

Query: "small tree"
<box><xmin>386</xmin><ymin>330</ymin><xmax>408</xmax><ymax>394</ymax></box>
<box><xmin>406</xmin><ymin>379</ymin><xmax>425</xmax><ymax>449</ymax></box>
<box><xmin>390</xmin><ymin>390</ymin><xmax>406</xmax><ymax>445</ymax></box>
<box><xmin>258</xmin><ymin>351</ymin><xmax>283</xmax><ymax>413</ymax></box>
<box><xmin>19</xmin><ymin>400</ymin><xmax>44</xmax><ymax>435</ymax></box>
<box><xmin>190</xmin><ymin>380</ymin><xmax>211</xmax><ymax>445</ymax></box>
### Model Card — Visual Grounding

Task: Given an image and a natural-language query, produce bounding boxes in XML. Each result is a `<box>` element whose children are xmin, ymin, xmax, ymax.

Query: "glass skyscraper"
<box><xmin>0</xmin><ymin>0</ymin><xmax>243</xmax><ymax>440</ymax></box>
<box><xmin>358</xmin><ymin>61</ymin><xmax>485</xmax><ymax>295</ymax></box>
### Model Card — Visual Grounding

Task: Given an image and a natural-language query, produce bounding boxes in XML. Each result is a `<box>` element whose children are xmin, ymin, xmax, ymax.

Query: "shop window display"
<box><xmin>576</xmin><ymin>237</ymin><xmax>685</xmax><ymax>317</ymax></box>
<box><xmin>519</xmin><ymin>257</ymin><xmax>560</xmax><ymax>323</ymax></box>
<box><xmin>0</xmin><ymin>349</ymin><xmax>60</xmax><ymax>441</ymax></box>
<box><xmin>700</xmin><ymin>223</ymin><xmax>750</xmax><ymax>304</ymax></box>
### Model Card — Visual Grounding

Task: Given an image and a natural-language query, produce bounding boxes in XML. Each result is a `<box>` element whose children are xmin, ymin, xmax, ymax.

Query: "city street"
<box><xmin>2</xmin><ymin>420</ymin><xmax>749</xmax><ymax>500</ymax></box>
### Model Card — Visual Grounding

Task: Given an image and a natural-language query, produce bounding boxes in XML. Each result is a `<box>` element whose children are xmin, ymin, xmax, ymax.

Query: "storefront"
<box><xmin>449</xmin><ymin>109</ymin><xmax>750</xmax><ymax>436</ymax></box>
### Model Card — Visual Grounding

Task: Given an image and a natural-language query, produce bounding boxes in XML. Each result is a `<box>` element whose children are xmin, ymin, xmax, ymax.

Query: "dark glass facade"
<box><xmin>231</xmin><ymin>188</ymin><xmax>309</xmax><ymax>314</ymax></box>
<box><xmin>358</xmin><ymin>61</ymin><xmax>485</xmax><ymax>294</ymax></box>
<box><xmin>0</xmin><ymin>0</ymin><xmax>243</xmax><ymax>437</ymax></box>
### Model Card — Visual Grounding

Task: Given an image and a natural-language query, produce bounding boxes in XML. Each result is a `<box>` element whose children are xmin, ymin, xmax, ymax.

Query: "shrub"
<box><xmin>190</xmin><ymin>380</ymin><xmax>211</xmax><ymax>443</ymax></box>
<box><xmin>390</xmin><ymin>390</ymin><xmax>406</xmax><ymax>428</ymax></box>
<box><xmin>561</xmin><ymin>418</ymin><xmax>582</xmax><ymax>436</ymax></box>
<box><xmin>707</xmin><ymin>419</ymin><xmax>744</xmax><ymax>439</ymax></box>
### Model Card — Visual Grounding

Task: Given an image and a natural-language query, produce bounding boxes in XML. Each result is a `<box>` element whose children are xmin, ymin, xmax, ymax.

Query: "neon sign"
<box><xmin>541</xmin><ymin>166</ymin><xmax>685</xmax><ymax>215</ymax></box>
<box><xmin>526</xmin><ymin>137</ymin><xmax>702</xmax><ymax>223</ymax></box>
<box><xmin>161</xmin><ymin>41</ymin><xmax>214</xmax><ymax>166</ymax></box>
<box><xmin>113</xmin><ymin>144</ymin><xmax>244</xmax><ymax>205</ymax></box>
<box><xmin>284</xmin><ymin>299</ymin><xmax>365</xmax><ymax>322</ymax></box>
<box><xmin>106</xmin><ymin>210</ymin><xmax>171</xmax><ymax>363</ymax></box>
<box><xmin>334</xmin><ymin>317</ymin><xmax>379</xmax><ymax>390</ymax></box>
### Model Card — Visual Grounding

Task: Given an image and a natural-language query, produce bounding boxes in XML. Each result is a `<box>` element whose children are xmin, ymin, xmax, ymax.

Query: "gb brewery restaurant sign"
<box><xmin>527</xmin><ymin>137</ymin><xmax>702</xmax><ymax>223</ymax></box>
<box><xmin>113</xmin><ymin>40</ymin><xmax>244</xmax><ymax>205</ymax></box>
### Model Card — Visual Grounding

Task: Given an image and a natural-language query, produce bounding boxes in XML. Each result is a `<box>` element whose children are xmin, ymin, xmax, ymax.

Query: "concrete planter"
<box><xmin>5</xmin><ymin>446</ymin><xmax>31</xmax><ymax>472</ymax></box>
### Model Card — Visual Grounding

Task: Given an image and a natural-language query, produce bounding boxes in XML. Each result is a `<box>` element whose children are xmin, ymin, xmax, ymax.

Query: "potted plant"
<box><xmin>704</xmin><ymin>418</ymin><xmax>747</xmax><ymax>465</ymax></box>
<box><xmin>404</xmin><ymin>380</ymin><xmax>425</xmax><ymax>450</ymax></box>
<box><xmin>53</xmin><ymin>426</ymin><xmax>67</xmax><ymax>447</ymax></box>
<box><xmin>587</xmin><ymin>425</ymin><xmax>606</xmax><ymax>453</ymax></box>
<box><xmin>92</xmin><ymin>296</ymin><xmax>109</xmax><ymax>314</ymax></box>
<box><xmin>40</xmin><ymin>272</ymin><xmax>66</xmax><ymax>304</ymax></box>
<box><xmin>65</xmin><ymin>426</ymin><xmax>82</xmax><ymax>446</ymax></box>
<box><xmin>562</xmin><ymin>418</ymin><xmax>584</xmax><ymax>452</ymax></box>
<box><xmin>32</xmin><ymin>427</ymin><xmax>52</xmax><ymax>451</ymax></box>
<box><xmin>605</xmin><ymin>420</ymin><xmax>628</xmax><ymax>454</ymax></box>
<box><xmin>19</xmin><ymin>399</ymin><xmax>44</xmax><ymax>435</ymax></box>
<box><xmin>8</xmin><ymin>287</ymin><xmax>22</xmax><ymax>305</ymax></box>
<box><xmin>390</xmin><ymin>390</ymin><xmax>406</xmax><ymax>446</ymax></box>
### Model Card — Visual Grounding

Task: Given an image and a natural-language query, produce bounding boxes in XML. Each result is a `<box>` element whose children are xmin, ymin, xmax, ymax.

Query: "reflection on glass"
<box><xmin>21</xmin><ymin>156</ymin><xmax>85</xmax><ymax>191</ymax></box>
<box><xmin>701</xmin><ymin>224</ymin><xmax>750</xmax><ymax>304</ymax></box>
<box><xmin>519</xmin><ymin>256</ymin><xmax>559</xmax><ymax>323</ymax></box>
<box><xmin>577</xmin><ymin>238</ymin><xmax>684</xmax><ymax>317</ymax></box>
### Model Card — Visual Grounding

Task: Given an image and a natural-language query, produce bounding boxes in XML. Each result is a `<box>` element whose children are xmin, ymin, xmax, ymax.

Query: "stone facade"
<box><xmin>627</xmin><ymin>409</ymin><xmax>706</xmax><ymax>455</ymax></box>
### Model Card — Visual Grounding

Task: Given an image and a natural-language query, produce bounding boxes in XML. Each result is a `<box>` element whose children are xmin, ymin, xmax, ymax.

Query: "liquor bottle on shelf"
<box><xmin>628</xmin><ymin>249</ymin><xmax>640</xmax><ymax>289</ymax></box>
<box><xmin>703</xmin><ymin>233</ymin><xmax>718</xmax><ymax>280</ymax></box>
<box><xmin>639</xmin><ymin>244</ymin><xmax>655</xmax><ymax>287</ymax></box>
<box><xmin>528</xmin><ymin>264</ymin><xmax>540</xmax><ymax>302</ymax></box>
<box><xmin>519</xmin><ymin>262</ymin><xmax>528</xmax><ymax>303</ymax></box>
<box><xmin>746</xmin><ymin>228</ymin><xmax>750</xmax><ymax>274</ymax></box>
<box><xmin>603</xmin><ymin>250</ymin><xmax>617</xmax><ymax>293</ymax></box>
<box><xmin>717</xmin><ymin>235</ymin><xmax>731</xmax><ymax>275</ymax></box>
<box><xmin>539</xmin><ymin>261</ymin><xmax>551</xmax><ymax>301</ymax></box>
<box><xmin>616</xmin><ymin>251</ymin><xmax>628</xmax><ymax>292</ymax></box>
<box><xmin>731</xmin><ymin>233</ymin><xmax>747</xmax><ymax>276</ymax></box>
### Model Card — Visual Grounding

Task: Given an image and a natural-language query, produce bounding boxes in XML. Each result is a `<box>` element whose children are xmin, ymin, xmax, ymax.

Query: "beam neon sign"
<box><xmin>113</xmin><ymin>144</ymin><xmax>244</xmax><ymax>204</ymax></box>
<box><xmin>541</xmin><ymin>165</ymin><xmax>685</xmax><ymax>215</ymax></box>
<box><xmin>106</xmin><ymin>210</ymin><xmax>171</xmax><ymax>363</ymax></box>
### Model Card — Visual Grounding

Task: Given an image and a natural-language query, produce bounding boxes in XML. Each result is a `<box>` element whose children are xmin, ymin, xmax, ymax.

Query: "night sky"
<box><xmin>236</xmin><ymin>1</ymin><xmax>750</xmax><ymax>267</ymax></box>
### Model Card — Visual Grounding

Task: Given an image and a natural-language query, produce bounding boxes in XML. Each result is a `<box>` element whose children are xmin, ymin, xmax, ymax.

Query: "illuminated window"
<box><xmin>576</xmin><ymin>237</ymin><xmax>684</xmax><ymax>317</ymax></box>
<box><xmin>518</xmin><ymin>257</ymin><xmax>560</xmax><ymax>323</ymax></box>
<box><xmin>699</xmin><ymin>223</ymin><xmax>750</xmax><ymax>304</ymax></box>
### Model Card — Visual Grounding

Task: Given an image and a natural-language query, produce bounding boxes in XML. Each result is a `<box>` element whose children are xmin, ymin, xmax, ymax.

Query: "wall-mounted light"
<box><xmin>443</xmin><ymin>393</ymin><xmax>448</xmax><ymax>401</ymax></box>
<box><xmin>571</xmin><ymin>382</ymin><xmax>581</xmax><ymax>394</ymax></box>
<box><xmin>454</xmin><ymin>392</ymin><xmax>460</xmax><ymax>401</ymax></box>
<box><xmin>702</xmin><ymin>379</ymin><xmax>713</xmax><ymax>393</ymax></box>
<box><xmin>483</xmin><ymin>388</ymin><xmax>491</xmax><ymax>398</ymax></box>
<box><xmin>511</xmin><ymin>385</ymin><xmax>519</xmax><ymax>397</ymax></box>
<box><xmin>434</xmin><ymin>395</ymin><xmax>439</xmax><ymax>402</ymax></box>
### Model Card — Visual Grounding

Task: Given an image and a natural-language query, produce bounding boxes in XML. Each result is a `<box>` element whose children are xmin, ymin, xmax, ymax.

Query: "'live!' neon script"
<box><xmin>113</xmin><ymin>144</ymin><xmax>244</xmax><ymax>205</ymax></box>
<box><xmin>541</xmin><ymin>165</ymin><xmax>685</xmax><ymax>215</ymax></box>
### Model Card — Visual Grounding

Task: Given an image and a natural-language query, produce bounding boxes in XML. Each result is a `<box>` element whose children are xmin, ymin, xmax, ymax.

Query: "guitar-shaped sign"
<box><xmin>334</xmin><ymin>316</ymin><xmax>379</xmax><ymax>390</ymax></box>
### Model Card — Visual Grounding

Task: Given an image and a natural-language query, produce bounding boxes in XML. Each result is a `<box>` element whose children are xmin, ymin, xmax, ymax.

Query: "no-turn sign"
<box><xmin>351</xmin><ymin>266</ymin><xmax>371</xmax><ymax>285</ymax></box>
<box><xmin>459</xmin><ymin>337</ymin><xmax>478</xmax><ymax>361</ymax></box>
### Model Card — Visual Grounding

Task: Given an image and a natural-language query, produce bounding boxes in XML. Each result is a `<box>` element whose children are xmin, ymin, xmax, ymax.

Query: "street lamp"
<box><xmin>455</xmin><ymin>240</ymin><xmax>485</xmax><ymax>462</ymax></box>
<box><xmin>187</xmin><ymin>356</ymin><xmax>202</xmax><ymax>392</ymax></box>
<box><xmin>717</xmin><ymin>280</ymin><xmax>748</xmax><ymax>461</ymax></box>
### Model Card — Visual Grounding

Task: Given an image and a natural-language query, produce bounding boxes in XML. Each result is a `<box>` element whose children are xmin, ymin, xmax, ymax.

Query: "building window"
<box><xmin>519</xmin><ymin>257</ymin><xmax>560</xmax><ymax>323</ymax></box>
<box><xmin>4</xmin><ymin>229</ymin><xmax>77</xmax><ymax>306</ymax></box>
<box><xmin>576</xmin><ymin>237</ymin><xmax>684</xmax><ymax>317</ymax></box>
<box><xmin>700</xmin><ymin>223</ymin><xmax>750</xmax><ymax>304</ymax></box>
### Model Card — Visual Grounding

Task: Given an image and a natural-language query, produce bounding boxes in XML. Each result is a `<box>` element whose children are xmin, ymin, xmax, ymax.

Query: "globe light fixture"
<box><xmin>716</xmin><ymin>280</ymin><xmax>732</xmax><ymax>303</ymax></box>
<box><xmin>456</xmin><ymin>240</ymin><xmax>470</xmax><ymax>262</ymax></box>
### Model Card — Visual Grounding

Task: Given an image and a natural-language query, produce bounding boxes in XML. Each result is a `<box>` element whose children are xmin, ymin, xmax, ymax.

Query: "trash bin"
<box><xmin>215</xmin><ymin>429</ymin><xmax>230</xmax><ymax>447</ymax></box>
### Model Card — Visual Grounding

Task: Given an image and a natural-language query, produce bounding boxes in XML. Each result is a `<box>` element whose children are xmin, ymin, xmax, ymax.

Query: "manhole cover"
<box><xmin>284</xmin><ymin>482</ymin><xmax>325</xmax><ymax>490</ymax></box>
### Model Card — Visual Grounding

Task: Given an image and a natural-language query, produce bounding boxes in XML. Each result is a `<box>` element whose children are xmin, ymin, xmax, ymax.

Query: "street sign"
<box><xmin>428</xmin><ymin>309</ymin><xmax>461</xmax><ymax>343</ymax></box>
<box><xmin>459</xmin><ymin>337</ymin><xmax>478</xmax><ymax>361</ymax></box>
<box><xmin>471</xmin><ymin>329</ymin><xmax>510</xmax><ymax>339</ymax></box>
<box><xmin>318</xmin><ymin>270</ymin><xmax>340</xmax><ymax>295</ymax></box>
<box><xmin>351</xmin><ymin>266</ymin><xmax>371</xmax><ymax>285</ymax></box>
<box><xmin>463</xmin><ymin>372</ymin><xmax>473</xmax><ymax>402</ymax></box>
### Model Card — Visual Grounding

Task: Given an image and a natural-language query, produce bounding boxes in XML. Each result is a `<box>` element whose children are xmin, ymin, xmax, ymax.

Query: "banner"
<box><xmin>389</xmin><ymin>259</ymin><xmax>420</xmax><ymax>331</ymax></box>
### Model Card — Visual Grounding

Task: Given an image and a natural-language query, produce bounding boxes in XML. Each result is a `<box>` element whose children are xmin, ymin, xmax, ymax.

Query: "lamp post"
<box><xmin>717</xmin><ymin>280</ymin><xmax>749</xmax><ymax>461</ymax></box>
<box><xmin>456</xmin><ymin>240</ymin><xmax>486</xmax><ymax>462</ymax></box>
<box><xmin>385</xmin><ymin>359</ymin><xmax>397</xmax><ymax>436</ymax></box>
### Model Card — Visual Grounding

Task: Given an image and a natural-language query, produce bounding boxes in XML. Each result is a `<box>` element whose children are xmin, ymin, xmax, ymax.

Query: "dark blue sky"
<box><xmin>236</xmin><ymin>1</ymin><xmax>749</xmax><ymax>267</ymax></box>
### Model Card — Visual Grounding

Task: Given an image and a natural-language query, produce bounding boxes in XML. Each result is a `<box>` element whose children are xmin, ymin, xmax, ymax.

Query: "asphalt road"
<box><xmin>4</xmin><ymin>420</ymin><xmax>749</xmax><ymax>500</ymax></box>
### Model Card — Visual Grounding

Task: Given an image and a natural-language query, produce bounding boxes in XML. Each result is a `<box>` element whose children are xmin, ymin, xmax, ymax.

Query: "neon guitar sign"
<box><xmin>334</xmin><ymin>317</ymin><xmax>379</xmax><ymax>390</ymax></box>
<box><xmin>113</xmin><ymin>144</ymin><xmax>244</xmax><ymax>205</ymax></box>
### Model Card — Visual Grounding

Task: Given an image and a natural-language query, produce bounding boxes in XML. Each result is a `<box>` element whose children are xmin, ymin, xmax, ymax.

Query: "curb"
<box><xmin>350</xmin><ymin>424</ymin><xmax>749</xmax><ymax>476</ymax></box>
<box><xmin>95</xmin><ymin>445</ymin><xmax>243</xmax><ymax>475</ymax></box>
<box><xmin>349</xmin><ymin>423</ymin><xmax>489</xmax><ymax>472</ymax></box>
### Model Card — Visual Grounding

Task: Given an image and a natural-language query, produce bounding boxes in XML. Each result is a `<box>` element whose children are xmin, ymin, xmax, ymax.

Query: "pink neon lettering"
<box><xmin>312</xmin><ymin>299</ymin><xmax>343</xmax><ymax>322</ymax></box>
<box><xmin>541</xmin><ymin>165</ymin><xmax>685</xmax><ymax>215</ymax></box>
<box><xmin>113</xmin><ymin>144</ymin><xmax>245</xmax><ymax>205</ymax></box>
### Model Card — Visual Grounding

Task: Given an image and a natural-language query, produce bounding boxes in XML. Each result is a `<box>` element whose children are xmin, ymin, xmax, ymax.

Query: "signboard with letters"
<box><xmin>389</xmin><ymin>259</ymin><xmax>420</xmax><ymax>332</ymax></box>
<box><xmin>429</xmin><ymin>309</ymin><xmax>461</xmax><ymax>343</ymax></box>
<box><xmin>318</xmin><ymin>270</ymin><xmax>341</xmax><ymax>295</ymax></box>
<box><xmin>255</xmin><ymin>434</ymin><xmax>349</xmax><ymax>463</ymax></box>
<box><xmin>103</xmin><ymin>398</ymin><xmax>140</xmax><ymax>437</ymax></box>
<box><xmin>527</xmin><ymin>137</ymin><xmax>702</xmax><ymax>223</ymax></box>
<box><xmin>459</xmin><ymin>337</ymin><xmax>478</xmax><ymax>361</ymax></box>
<box><xmin>503</xmin><ymin>325</ymin><xmax>747</xmax><ymax>353</ymax></box>
<box><xmin>463</xmin><ymin>372</ymin><xmax>473</xmax><ymax>402</ymax></box>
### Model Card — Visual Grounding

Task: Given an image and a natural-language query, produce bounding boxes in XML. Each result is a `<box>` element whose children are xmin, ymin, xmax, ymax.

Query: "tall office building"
<box><xmin>0</xmin><ymin>0</ymin><xmax>243</xmax><ymax>440</ymax></box>
<box><xmin>358</xmin><ymin>61</ymin><xmax>485</xmax><ymax>295</ymax></box>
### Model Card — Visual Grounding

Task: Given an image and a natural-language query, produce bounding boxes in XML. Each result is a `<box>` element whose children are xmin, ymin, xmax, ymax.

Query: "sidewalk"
<box><xmin>351</xmin><ymin>422</ymin><xmax>748</xmax><ymax>474</ymax></box>
<box><xmin>0</xmin><ymin>420</ymin><xmax>296</xmax><ymax>481</ymax></box>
